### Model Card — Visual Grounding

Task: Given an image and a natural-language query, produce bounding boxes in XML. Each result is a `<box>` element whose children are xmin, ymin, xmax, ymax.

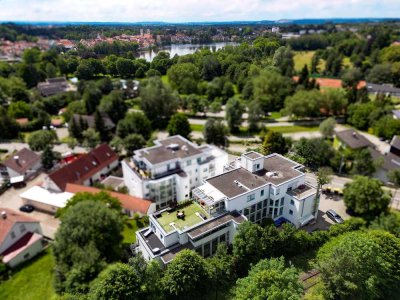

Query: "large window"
<box><xmin>247</xmin><ymin>193</ymin><xmax>255</xmax><ymax>202</ymax></box>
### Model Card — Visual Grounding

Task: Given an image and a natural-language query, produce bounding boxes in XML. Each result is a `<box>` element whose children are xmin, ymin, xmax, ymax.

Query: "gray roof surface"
<box><xmin>207</xmin><ymin>154</ymin><xmax>302</xmax><ymax>198</ymax></box>
<box><xmin>391</xmin><ymin>136</ymin><xmax>400</xmax><ymax>150</ymax></box>
<box><xmin>136</xmin><ymin>136</ymin><xmax>202</xmax><ymax>165</ymax></box>
<box><xmin>187</xmin><ymin>211</ymin><xmax>245</xmax><ymax>239</ymax></box>
<box><xmin>243</xmin><ymin>151</ymin><xmax>263</xmax><ymax>160</ymax></box>
<box><xmin>2</xmin><ymin>148</ymin><xmax>40</xmax><ymax>175</ymax></box>
<box><xmin>336</xmin><ymin>129</ymin><xmax>373</xmax><ymax>149</ymax></box>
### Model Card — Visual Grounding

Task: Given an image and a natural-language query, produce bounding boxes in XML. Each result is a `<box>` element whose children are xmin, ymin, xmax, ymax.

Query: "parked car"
<box><xmin>326</xmin><ymin>209</ymin><xmax>344</xmax><ymax>224</ymax></box>
<box><xmin>19</xmin><ymin>204</ymin><xmax>35</xmax><ymax>213</ymax></box>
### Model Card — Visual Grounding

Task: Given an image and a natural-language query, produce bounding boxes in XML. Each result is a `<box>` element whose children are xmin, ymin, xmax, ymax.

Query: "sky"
<box><xmin>0</xmin><ymin>0</ymin><xmax>399</xmax><ymax>22</ymax></box>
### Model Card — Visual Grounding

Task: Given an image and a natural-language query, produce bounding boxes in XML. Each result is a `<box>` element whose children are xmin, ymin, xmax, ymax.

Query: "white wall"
<box><xmin>5</xmin><ymin>236</ymin><xmax>43</xmax><ymax>268</ymax></box>
<box><xmin>0</xmin><ymin>222</ymin><xmax>42</xmax><ymax>254</ymax></box>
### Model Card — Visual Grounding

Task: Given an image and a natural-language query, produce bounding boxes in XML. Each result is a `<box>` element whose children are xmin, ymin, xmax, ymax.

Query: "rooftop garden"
<box><xmin>155</xmin><ymin>201</ymin><xmax>209</xmax><ymax>233</ymax></box>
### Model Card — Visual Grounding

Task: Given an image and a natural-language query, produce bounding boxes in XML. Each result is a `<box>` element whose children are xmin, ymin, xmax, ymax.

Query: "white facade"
<box><xmin>122</xmin><ymin>136</ymin><xmax>228</xmax><ymax>210</ymax></box>
<box><xmin>135</xmin><ymin>152</ymin><xmax>318</xmax><ymax>264</ymax></box>
<box><xmin>0</xmin><ymin>222</ymin><xmax>42</xmax><ymax>254</ymax></box>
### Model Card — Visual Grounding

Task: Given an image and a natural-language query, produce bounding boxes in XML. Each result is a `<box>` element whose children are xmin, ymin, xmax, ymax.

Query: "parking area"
<box><xmin>0</xmin><ymin>173</ymin><xmax>60</xmax><ymax>239</ymax></box>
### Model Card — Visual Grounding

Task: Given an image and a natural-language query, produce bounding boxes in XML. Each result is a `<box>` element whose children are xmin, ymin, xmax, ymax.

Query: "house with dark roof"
<box><xmin>72</xmin><ymin>114</ymin><xmax>115</xmax><ymax>131</ymax></box>
<box><xmin>43</xmin><ymin>144</ymin><xmax>119</xmax><ymax>192</ymax></box>
<box><xmin>366</xmin><ymin>83</ymin><xmax>400</xmax><ymax>97</ymax></box>
<box><xmin>1</xmin><ymin>148</ymin><xmax>41</xmax><ymax>181</ymax></box>
<box><xmin>335</xmin><ymin>129</ymin><xmax>374</xmax><ymax>150</ymax></box>
<box><xmin>37</xmin><ymin>77</ymin><xmax>70</xmax><ymax>97</ymax></box>
<box><xmin>0</xmin><ymin>208</ymin><xmax>43</xmax><ymax>268</ymax></box>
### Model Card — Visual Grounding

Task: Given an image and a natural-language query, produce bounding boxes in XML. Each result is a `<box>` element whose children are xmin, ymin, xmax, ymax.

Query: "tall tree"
<box><xmin>203</xmin><ymin>118</ymin><xmax>228</xmax><ymax>147</ymax></box>
<box><xmin>41</xmin><ymin>146</ymin><xmax>56</xmax><ymax>170</ymax></box>
<box><xmin>343</xmin><ymin>176</ymin><xmax>391</xmax><ymax>217</ymax></box>
<box><xmin>123</xmin><ymin>134</ymin><xmax>146</xmax><ymax>156</ymax></box>
<box><xmin>167</xmin><ymin>113</ymin><xmax>192</xmax><ymax>139</ymax></box>
<box><xmin>225</xmin><ymin>97</ymin><xmax>245</xmax><ymax>133</ymax></box>
<box><xmin>261</xmin><ymin>131</ymin><xmax>289</xmax><ymax>155</ymax></box>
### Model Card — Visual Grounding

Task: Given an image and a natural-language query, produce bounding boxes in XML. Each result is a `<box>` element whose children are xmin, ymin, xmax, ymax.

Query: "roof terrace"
<box><xmin>154</xmin><ymin>202</ymin><xmax>210</xmax><ymax>233</ymax></box>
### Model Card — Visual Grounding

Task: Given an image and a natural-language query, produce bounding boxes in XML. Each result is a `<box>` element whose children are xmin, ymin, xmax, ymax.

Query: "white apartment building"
<box><xmin>136</xmin><ymin>151</ymin><xmax>318</xmax><ymax>264</ymax></box>
<box><xmin>122</xmin><ymin>135</ymin><xmax>228</xmax><ymax>210</ymax></box>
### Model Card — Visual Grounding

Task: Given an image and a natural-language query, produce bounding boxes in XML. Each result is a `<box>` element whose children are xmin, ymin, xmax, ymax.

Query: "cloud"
<box><xmin>0</xmin><ymin>0</ymin><xmax>398</xmax><ymax>22</ymax></box>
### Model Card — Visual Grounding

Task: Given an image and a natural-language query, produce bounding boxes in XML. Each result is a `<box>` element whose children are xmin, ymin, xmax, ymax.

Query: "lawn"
<box><xmin>268</xmin><ymin>111</ymin><xmax>282</xmax><ymax>120</ymax></box>
<box><xmin>267</xmin><ymin>125</ymin><xmax>319</xmax><ymax>134</ymax></box>
<box><xmin>293</xmin><ymin>51</ymin><xmax>326</xmax><ymax>73</ymax></box>
<box><xmin>0</xmin><ymin>248</ymin><xmax>58</xmax><ymax>300</ymax></box>
<box><xmin>156</xmin><ymin>202</ymin><xmax>209</xmax><ymax>233</ymax></box>
<box><xmin>122</xmin><ymin>217</ymin><xmax>149</xmax><ymax>244</ymax></box>
<box><xmin>190</xmin><ymin>124</ymin><xmax>204</xmax><ymax>132</ymax></box>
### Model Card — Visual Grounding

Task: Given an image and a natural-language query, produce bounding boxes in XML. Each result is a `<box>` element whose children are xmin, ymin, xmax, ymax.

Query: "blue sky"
<box><xmin>0</xmin><ymin>0</ymin><xmax>398</xmax><ymax>22</ymax></box>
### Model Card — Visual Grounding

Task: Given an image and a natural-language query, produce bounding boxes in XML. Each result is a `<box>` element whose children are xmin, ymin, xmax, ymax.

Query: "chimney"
<box><xmin>1</xmin><ymin>211</ymin><xmax>7</xmax><ymax>219</ymax></box>
<box><xmin>13</xmin><ymin>156</ymin><xmax>19</xmax><ymax>165</ymax></box>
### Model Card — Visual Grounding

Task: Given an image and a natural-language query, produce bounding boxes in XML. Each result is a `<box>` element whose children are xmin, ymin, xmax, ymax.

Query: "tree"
<box><xmin>370</xmin><ymin>212</ymin><xmax>400</xmax><ymax>237</ymax></box>
<box><xmin>123</xmin><ymin>134</ymin><xmax>146</xmax><ymax>156</ymax></box>
<box><xmin>388</xmin><ymin>169</ymin><xmax>400</xmax><ymax>187</ymax></box>
<box><xmin>343</xmin><ymin>176</ymin><xmax>391</xmax><ymax>217</ymax></box>
<box><xmin>96</xmin><ymin>77</ymin><xmax>114</xmax><ymax>95</ymax></box>
<box><xmin>94</xmin><ymin>109</ymin><xmax>109</xmax><ymax>142</ymax></box>
<box><xmin>293</xmin><ymin>138</ymin><xmax>334</xmax><ymax>169</ymax></box>
<box><xmin>7</xmin><ymin>101</ymin><xmax>32</xmax><ymax>119</ymax></box>
<box><xmin>116</xmin><ymin>58</ymin><xmax>136</xmax><ymax>78</ymax></box>
<box><xmin>261</xmin><ymin>131</ymin><xmax>289</xmax><ymax>155</ymax></box>
<box><xmin>99</xmin><ymin>90</ymin><xmax>127</xmax><ymax>124</ymax></box>
<box><xmin>88</xmin><ymin>263</ymin><xmax>142</xmax><ymax>300</ymax></box>
<box><xmin>234</xmin><ymin>257</ymin><xmax>303</xmax><ymax>300</ymax></box>
<box><xmin>317</xmin><ymin>231</ymin><xmax>400</xmax><ymax>300</ymax></box>
<box><xmin>225</xmin><ymin>97</ymin><xmax>245</xmax><ymax>133</ymax></box>
<box><xmin>0</xmin><ymin>107</ymin><xmax>19</xmax><ymax>139</ymax></box>
<box><xmin>17</xmin><ymin>63</ymin><xmax>43</xmax><ymax>88</ymax></box>
<box><xmin>167</xmin><ymin>63</ymin><xmax>200</xmax><ymax>94</ymax></box>
<box><xmin>56</xmin><ymin>191</ymin><xmax>122</xmax><ymax>218</ymax></box>
<box><xmin>201</xmin><ymin>55</ymin><xmax>221</xmax><ymax>80</ymax></box>
<box><xmin>272</xmin><ymin>46</ymin><xmax>294</xmax><ymax>77</ymax></box>
<box><xmin>314</xmin><ymin>167</ymin><xmax>332</xmax><ymax>218</ymax></box>
<box><xmin>232</xmin><ymin>221</ymin><xmax>266</xmax><ymax>276</ymax></box>
<box><xmin>53</xmin><ymin>201</ymin><xmax>123</xmax><ymax>293</ymax></box>
<box><xmin>41</xmin><ymin>146</ymin><xmax>56</xmax><ymax>170</ymax></box>
<box><xmin>320</xmin><ymin>88</ymin><xmax>347</xmax><ymax>115</ymax></box>
<box><xmin>140</xmin><ymin>77</ymin><xmax>178</xmax><ymax>128</ymax></box>
<box><xmin>373</xmin><ymin>116</ymin><xmax>400</xmax><ymax>140</ymax></box>
<box><xmin>203</xmin><ymin>118</ymin><xmax>228</xmax><ymax>147</ymax></box>
<box><xmin>350</xmin><ymin>149</ymin><xmax>376</xmax><ymax>176</ymax></box>
<box><xmin>283</xmin><ymin>90</ymin><xmax>322</xmax><ymax>118</ymax></box>
<box><xmin>27</xmin><ymin>130</ymin><xmax>57</xmax><ymax>151</ymax></box>
<box><xmin>162</xmin><ymin>249</ymin><xmax>210</xmax><ymax>299</ymax></box>
<box><xmin>167</xmin><ymin>113</ymin><xmax>191</xmax><ymax>139</ymax></box>
<box><xmin>347</xmin><ymin>102</ymin><xmax>376</xmax><ymax>130</ymax></box>
<box><xmin>247</xmin><ymin>100</ymin><xmax>263</xmax><ymax>132</ymax></box>
<box><xmin>319</xmin><ymin>117</ymin><xmax>336</xmax><ymax>138</ymax></box>
<box><xmin>366</xmin><ymin>64</ymin><xmax>393</xmax><ymax>84</ymax></box>
<box><xmin>83</xmin><ymin>85</ymin><xmax>102</xmax><ymax>115</ymax></box>
<box><xmin>82</xmin><ymin>128</ymin><xmax>101</xmax><ymax>149</ymax></box>
<box><xmin>116</xmin><ymin>112</ymin><xmax>152</xmax><ymax>139</ymax></box>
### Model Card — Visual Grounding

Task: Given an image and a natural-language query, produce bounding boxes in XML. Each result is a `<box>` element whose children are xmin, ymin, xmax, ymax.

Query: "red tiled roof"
<box><xmin>293</xmin><ymin>76</ymin><xmax>366</xmax><ymax>89</ymax></box>
<box><xmin>65</xmin><ymin>183</ymin><xmax>152</xmax><ymax>214</ymax></box>
<box><xmin>48</xmin><ymin>144</ymin><xmax>118</xmax><ymax>191</ymax></box>
<box><xmin>2</xmin><ymin>232</ymin><xmax>42</xmax><ymax>263</ymax></box>
<box><xmin>0</xmin><ymin>208</ymin><xmax>39</xmax><ymax>245</ymax></box>
<box><xmin>2</xmin><ymin>148</ymin><xmax>41</xmax><ymax>175</ymax></box>
<box><xmin>16</xmin><ymin>118</ymin><xmax>29</xmax><ymax>125</ymax></box>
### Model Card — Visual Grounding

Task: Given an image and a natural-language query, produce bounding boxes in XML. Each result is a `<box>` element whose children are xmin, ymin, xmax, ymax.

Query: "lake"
<box><xmin>138</xmin><ymin>42</ymin><xmax>238</xmax><ymax>61</ymax></box>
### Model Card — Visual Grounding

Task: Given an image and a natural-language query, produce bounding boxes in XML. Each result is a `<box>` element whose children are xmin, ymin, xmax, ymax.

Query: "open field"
<box><xmin>294</xmin><ymin>51</ymin><xmax>325</xmax><ymax>72</ymax></box>
<box><xmin>0</xmin><ymin>249</ymin><xmax>57</xmax><ymax>300</ymax></box>
<box><xmin>266</xmin><ymin>125</ymin><xmax>319</xmax><ymax>134</ymax></box>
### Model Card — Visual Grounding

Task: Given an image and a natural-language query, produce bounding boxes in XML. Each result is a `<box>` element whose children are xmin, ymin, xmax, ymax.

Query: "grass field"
<box><xmin>294</xmin><ymin>51</ymin><xmax>326</xmax><ymax>73</ymax></box>
<box><xmin>267</xmin><ymin>125</ymin><xmax>319</xmax><ymax>134</ymax></box>
<box><xmin>122</xmin><ymin>217</ymin><xmax>149</xmax><ymax>244</ymax></box>
<box><xmin>0</xmin><ymin>249</ymin><xmax>57</xmax><ymax>300</ymax></box>
<box><xmin>190</xmin><ymin>124</ymin><xmax>204</xmax><ymax>132</ymax></box>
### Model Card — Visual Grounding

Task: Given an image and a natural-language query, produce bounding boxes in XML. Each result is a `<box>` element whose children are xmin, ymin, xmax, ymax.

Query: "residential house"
<box><xmin>136</xmin><ymin>152</ymin><xmax>317</xmax><ymax>263</ymax></box>
<box><xmin>0</xmin><ymin>148</ymin><xmax>41</xmax><ymax>182</ymax></box>
<box><xmin>122</xmin><ymin>135</ymin><xmax>228</xmax><ymax>210</ymax></box>
<box><xmin>65</xmin><ymin>183</ymin><xmax>155</xmax><ymax>216</ymax></box>
<box><xmin>366</xmin><ymin>83</ymin><xmax>400</xmax><ymax>97</ymax></box>
<box><xmin>37</xmin><ymin>77</ymin><xmax>71</xmax><ymax>97</ymax></box>
<box><xmin>72</xmin><ymin>114</ymin><xmax>115</xmax><ymax>131</ymax></box>
<box><xmin>0</xmin><ymin>208</ymin><xmax>43</xmax><ymax>268</ymax></box>
<box><xmin>43</xmin><ymin>144</ymin><xmax>119</xmax><ymax>192</ymax></box>
<box><xmin>335</xmin><ymin>129</ymin><xmax>374</xmax><ymax>150</ymax></box>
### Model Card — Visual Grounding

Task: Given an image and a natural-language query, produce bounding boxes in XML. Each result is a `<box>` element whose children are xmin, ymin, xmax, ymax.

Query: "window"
<box><xmin>187</xmin><ymin>160</ymin><xmax>192</xmax><ymax>166</ymax></box>
<box><xmin>160</xmin><ymin>234</ymin><xmax>163</xmax><ymax>239</ymax></box>
<box><xmin>260</xmin><ymin>189</ymin><xmax>264</xmax><ymax>197</ymax></box>
<box><xmin>279</xmin><ymin>207</ymin><xmax>283</xmax><ymax>216</ymax></box>
<box><xmin>275</xmin><ymin>199</ymin><xmax>279</xmax><ymax>207</ymax></box>
<box><xmin>257</xmin><ymin>202</ymin><xmax>262</xmax><ymax>210</ymax></box>
<box><xmin>269</xmin><ymin>199</ymin><xmax>274</xmax><ymax>206</ymax></box>
<box><xmin>247</xmin><ymin>194</ymin><xmax>255</xmax><ymax>202</ymax></box>
<box><xmin>203</xmin><ymin>168</ymin><xmax>208</xmax><ymax>172</ymax></box>
<box><xmin>269</xmin><ymin>208</ymin><xmax>273</xmax><ymax>216</ymax></box>
<box><xmin>289</xmin><ymin>209</ymin><xmax>294</xmax><ymax>215</ymax></box>
<box><xmin>20</xmin><ymin>224</ymin><xmax>26</xmax><ymax>234</ymax></box>
<box><xmin>256</xmin><ymin>163</ymin><xmax>260</xmax><ymax>170</ymax></box>
<box><xmin>280</xmin><ymin>197</ymin><xmax>284</xmax><ymax>206</ymax></box>
<box><xmin>10</xmin><ymin>231</ymin><xmax>15</xmax><ymax>239</ymax></box>
<box><xmin>263</xmin><ymin>200</ymin><xmax>268</xmax><ymax>207</ymax></box>
<box><xmin>23</xmin><ymin>253</ymin><xmax>30</xmax><ymax>260</ymax></box>
<box><xmin>290</xmin><ymin>199</ymin><xmax>295</xmax><ymax>205</ymax></box>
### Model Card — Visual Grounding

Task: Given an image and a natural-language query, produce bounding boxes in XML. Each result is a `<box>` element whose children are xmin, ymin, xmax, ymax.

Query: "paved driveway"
<box><xmin>0</xmin><ymin>173</ymin><xmax>60</xmax><ymax>239</ymax></box>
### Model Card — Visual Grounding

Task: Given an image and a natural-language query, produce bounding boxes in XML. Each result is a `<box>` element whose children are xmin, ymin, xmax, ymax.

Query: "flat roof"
<box><xmin>160</xmin><ymin>243</ymin><xmax>194</xmax><ymax>264</ymax></box>
<box><xmin>243</xmin><ymin>151</ymin><xmax>263</xmax><ymax>160</ymax></box>
<box><xmin>187</xmin><ymin>211</ymin><xmax>245</xmax><ymax>239</ymax></box>
<box><xmin>287</xmin><ymin>184</ymin><xmax>316</xmax><ymax>200</ymax></box>
<box><xmin>138</xmin><ymin>230</ymin><xmax>165</xmax><ymax>253</ymax></box>
<box><xmin>135</xmin><ymin>136</ymin><xmax>202</xmax><ymax>165</ymax></box>
<box><xmin>20</xmin><ymin>186</ymin><xmax>73</xmax><ymax>208</ymax></box>
<box><xmin>207</xmin><ymin>154</ymin><xmax>303</xmax><ymax>198</ymax></box>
